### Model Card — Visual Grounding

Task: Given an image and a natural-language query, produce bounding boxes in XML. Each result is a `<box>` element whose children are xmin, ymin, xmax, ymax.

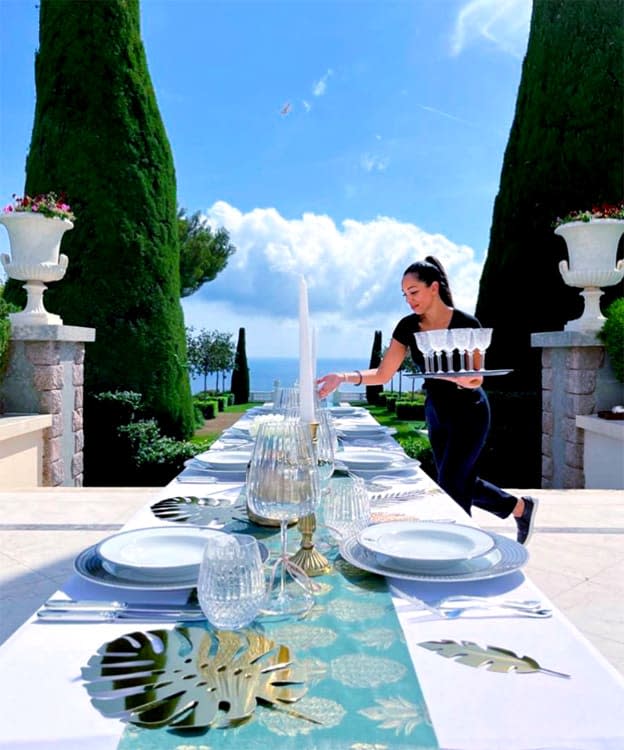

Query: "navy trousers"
<box><xmin>425</xmin><ymin>387</ymin><xmax>517</xmax><ymax>519</ymax></box>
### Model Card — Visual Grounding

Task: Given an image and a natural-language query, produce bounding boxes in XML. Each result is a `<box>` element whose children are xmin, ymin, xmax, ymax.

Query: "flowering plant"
<box><xmin>554</xmin><ymin>201</ymin><xmax>624</xmax><ymax>227</ymax></box>
<box><xmin>2</xmin><ymin>192</ymin><xmax>75</xmax><ymax>222</ymax></box>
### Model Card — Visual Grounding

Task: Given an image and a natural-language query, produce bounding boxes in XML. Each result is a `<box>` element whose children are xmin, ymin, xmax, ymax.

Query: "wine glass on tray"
<box><xmin>449</xmin><ymin>328</ymin><xmax>474</xmax><ymax>373</ymax></box>
<box><xmin>427</xmin><ymin>328</ymin><xmax>451</xmax><ymax>373</ymax></box>
<box><xmin>471</xmin><ymin>328</ymin><xmax>493</xmax><ymax>371</ymax></box>
<box><xmin>414</xmin><ymin>331</ymin><xmax>435</xmax><ymax>373</ymax></box>
<box><xmin>246</xmin><ymin>418</ymin><xmax>320</xmax><ymax>617</ymax></box>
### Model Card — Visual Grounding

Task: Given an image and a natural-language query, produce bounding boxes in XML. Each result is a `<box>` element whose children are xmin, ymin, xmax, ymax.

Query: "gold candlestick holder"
<box><xmin>289</xmin><ymin>421</ymin><xmax>331</xmax><ymax>577</ymax></box>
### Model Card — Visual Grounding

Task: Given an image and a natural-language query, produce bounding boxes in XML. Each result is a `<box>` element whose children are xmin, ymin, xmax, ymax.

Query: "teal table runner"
<box><xmin>113</xmin><ymin>550</ymin><xmax>439</xmax><ymax>749</ymax></box>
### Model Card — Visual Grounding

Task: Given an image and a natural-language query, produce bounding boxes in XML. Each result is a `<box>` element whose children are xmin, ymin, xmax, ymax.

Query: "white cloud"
<box><xmin>182</xmin><ymin>202</ymin><xmax>483</xmax><ymax>358</ymax></box>
<box><xmin>302</xmin><ymin>99</ymin><xmax>311</xmax><ymax>112</ymax></box>
<box><xmin>360</xmin><ymin>153</ymin><xmax>389</xmax><ymax>172</ymax></box>
<box><xmin>312</xmin><ymin>68</ymin><xmax>333</xmax><ymax>97</ymax></box>
<box><xmin>451</xmin><ymin>0</ymin><xmax>531</xmax><ymax>58</ymax></box>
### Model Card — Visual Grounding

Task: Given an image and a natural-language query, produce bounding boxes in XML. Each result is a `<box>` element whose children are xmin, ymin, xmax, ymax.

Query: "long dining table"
<box><xmin>1</xmin><ymin>403</ymin><xmax>623</xmax><ymax>750</ymax></box>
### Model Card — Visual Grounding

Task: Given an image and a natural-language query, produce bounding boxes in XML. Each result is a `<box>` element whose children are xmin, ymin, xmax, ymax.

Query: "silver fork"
<box><xmin>389</xmin><ymin>587</ymin><xmax>552</xmax><ymax>619</ymax></box>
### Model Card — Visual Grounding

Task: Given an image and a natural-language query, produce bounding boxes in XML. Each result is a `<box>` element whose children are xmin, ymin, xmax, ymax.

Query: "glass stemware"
<box><xmin>315</xmin><ymin>408</ymin><xmax>337</xmax><ymax>494</ymax></box>
<box><xmin>274</xmin><ymin>386</ymin><xmax>300</xmax><ymax>415</ymax></box>
<box><xmin>471</xmin><ymin>328</ymin><xmax>493</xmax><ymax>371</ymax></box>
<box><xmin>427</xmin><ymin>328</ymin><xmax>451</xmax><ymax>373</ymax></box>
<box><xmin>414</xmin><ymin>331</ymin><xmax>435</xmax><ymax>373</ymax></box>
<box><xmin>246</xmin><ymin>419</ymin><xmax>320</xmax><ymax>616</ymax></box>
<box><xmin>449</xmin><ymin>328</ymin><xmax>474</xmax><ymax>373</ymax></box>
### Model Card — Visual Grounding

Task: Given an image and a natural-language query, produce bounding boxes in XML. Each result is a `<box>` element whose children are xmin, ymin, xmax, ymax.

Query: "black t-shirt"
<box><xmin>392</xmin><ymin>309</ymin><xmax>482</xmax><ymax>398</ymax></box>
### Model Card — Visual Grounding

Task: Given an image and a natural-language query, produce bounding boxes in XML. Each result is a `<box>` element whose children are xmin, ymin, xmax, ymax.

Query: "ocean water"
<box><xmin>190</xmin><ymin>357</ymin><xmax>422</xmax><ymax>395</ymax></box>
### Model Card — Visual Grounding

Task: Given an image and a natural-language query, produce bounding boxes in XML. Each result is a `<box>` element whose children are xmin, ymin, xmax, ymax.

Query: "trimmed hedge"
<box><xmin>395</xmin><ymin>400</ymin><xmax>425</xmax><ymax>421</ymax></box>
<box><xmin>193</xmin><ymin>397</ymin><xmax>218</xmax><ymax>419</ymax></box>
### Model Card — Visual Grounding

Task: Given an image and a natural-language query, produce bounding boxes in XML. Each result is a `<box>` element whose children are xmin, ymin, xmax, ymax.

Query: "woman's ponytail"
<box><xmin>424</xmin><ymin>256</ymin><xmax>454</xmax><ymax>307</ymax></box>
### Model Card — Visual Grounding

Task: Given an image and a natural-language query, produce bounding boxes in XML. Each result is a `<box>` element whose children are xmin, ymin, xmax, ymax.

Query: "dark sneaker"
<box><xmin>516</xmin><ymin>496</ymin><xmax>539</xmax><ymax>545</ymax></box>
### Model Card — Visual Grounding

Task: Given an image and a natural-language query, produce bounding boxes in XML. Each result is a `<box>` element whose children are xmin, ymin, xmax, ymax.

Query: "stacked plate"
<box><xmin>192</xmin><ymin>449</ymin><xmax>252</xmax><ymax>470</ymax></box>
<box><xmin>328</xmin><ymin>405</ymin><xmax>364</xmax><ymax>417</ymax></box>
<box><xmin>340</xmin><ymin>521</ymin><xmax>528</xmax><ymax>582</ymax></box>
<box><xmin>186</xmin><ymin>449</ymin><xmax>252</xmax><ymax>480</ymax></box>
<box><xmin>96</xmin><ymin>526</ymin><xmax>226</xmax><ymax>583</ymax></box>
<box><xmin>338</xmin><ymin>448</ymin><xmax>396</xmax><ymax>472</ymax></box>
<box><xmin>336</xmin><ymin>446</ymin><xmax>417</xmax><ymax>479</ymax></box>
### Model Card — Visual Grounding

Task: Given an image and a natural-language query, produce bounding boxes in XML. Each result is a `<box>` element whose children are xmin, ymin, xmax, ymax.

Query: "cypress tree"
<box><xmin>366</xmin><ymin>329</ymin><xmax>383</xmax><ymax>405</ymax></box>
<box><xmin>231</xmin><ymin>327</ymin><xmax>250</xmax><ymax>405</ymax></box>
<box><xmin>474</xmin><ymin>0</ymin><xmax>624</xmax><ymax>485</ymax></box>
<box><xmin>5</xmin><ymin>0</ymin><xmax>194</xmax><ymax>448</ymax></box>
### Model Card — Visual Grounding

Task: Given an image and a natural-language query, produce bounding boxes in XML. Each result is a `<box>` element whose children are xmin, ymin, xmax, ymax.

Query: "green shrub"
<box><xmin>599</xmin><ymin>298</ymin><xmax>624</xmax><ymax>383</ymax></box>
<box><xmin>0</xmin><ymin>297</ymin><xmax>19</xmax><ymax>381</ymax></box>
<box><xmin>396</xmin><ymin>434</ymin><xmax>435</xmax><ymax>480</ymax></box>
<box><xmin>395</xmin><ymin>400</ymin><xmax>425</xmax><ymax>421</ymax></box>
<box><xmin>192</xmin><ymin>396</ymin><xmax>218</xmax><ymax>419</ymax></box>
<box><xmin>119</xmin><ymin>419</ymin><xmax>210</xmax><ymax>485</ymax></box>
<box><xmin>385</xmin><ymin>395</ymin><xmax>398</xmax><ymax>413</ymax></box>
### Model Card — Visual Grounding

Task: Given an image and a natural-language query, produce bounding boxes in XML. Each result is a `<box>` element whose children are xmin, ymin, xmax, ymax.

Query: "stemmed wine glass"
<box><xmin>427</xmin><ymin>329</ymin><xmax>451</xmax><ymax>373</ymax></box>
<box><xmin>315</xmin><ymin>408</ymin><xmax>336</xmax><ymax>494</ymax></box>
<box><xmin>274</xmin><ymin>386</ymin><xmax>299</xmax><ymax>415</ymax></box>
<box><xmin>414</xmin><ymin>331</ymin><xmax>435</xmax><ymax>373</ymax></box>
<box><xmin>246</xmin><ymin>419</ymin><xmax>320</xmax><ymax>616</ymax></box>
<box><xmin>471</xmin><ymin>328</ymin><xmax>493</xmax><ymax>371</ymax></box>
<box><xmin>449</xmin><ymin>328</ymin><xmax>474</xmax><ymax>373</ymax></box>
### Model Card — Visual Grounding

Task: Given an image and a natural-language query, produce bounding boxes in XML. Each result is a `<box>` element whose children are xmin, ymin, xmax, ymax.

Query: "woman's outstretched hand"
<box><xmin>317</xmin><ymin>373</ymin><xmax>342</xmax><ymax>399</ymax></box>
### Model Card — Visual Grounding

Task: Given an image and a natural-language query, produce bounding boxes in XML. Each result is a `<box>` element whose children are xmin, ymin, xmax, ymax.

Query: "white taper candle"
<box><xmin>299</xmin><ymin>276</ymin><xmax>315</xmax><ymax>423</ymax></box>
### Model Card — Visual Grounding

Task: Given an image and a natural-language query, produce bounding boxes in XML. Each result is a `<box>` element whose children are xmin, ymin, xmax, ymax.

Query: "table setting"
<box><xmin>1</xmin><ymin>277</ymin><xmax>624</xmax><ymax>750</ymax></box>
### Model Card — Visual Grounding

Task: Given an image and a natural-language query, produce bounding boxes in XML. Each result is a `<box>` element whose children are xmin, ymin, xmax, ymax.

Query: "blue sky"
<box><xmin>0</xmin><ymin>0</ymin><xmax>531</xmax><ymax>357</ymax></box>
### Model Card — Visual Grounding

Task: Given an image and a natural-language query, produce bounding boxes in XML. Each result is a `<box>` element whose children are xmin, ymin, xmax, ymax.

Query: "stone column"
<box><xmin>0</xmin><ymin>324</ymin><xmax>95</xmax><ymax>486</ymax></box>
<box><xmin>531</xmin><ymin>330</ymin><xmax>623</xmax><ymax>489</ymax></box>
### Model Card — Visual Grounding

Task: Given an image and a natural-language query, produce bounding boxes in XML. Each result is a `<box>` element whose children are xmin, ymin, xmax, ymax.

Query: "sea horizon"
<box><xmin>190</xmin><ymin>356</ymin><xmax>423</xmax><ymax>395</ymax></box>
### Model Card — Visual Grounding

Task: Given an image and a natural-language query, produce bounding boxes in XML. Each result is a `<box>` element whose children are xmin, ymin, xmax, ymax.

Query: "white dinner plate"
<box><xmin>96</xmin><ymin>526</ymin><xmax>225</xmax><ymax>580</ymax></box>
<box><xmin>358</xmin><ymin>521</ymin><xmax>495</xmax><ymax>570</ymax></box>
<box><xmin>74</xmin><ymin>539</ymin><xmax>269</xmax><ymax>591</ymax></box>
<box><xmin>339</xmin><ymin>449</ymin><xmax>396</xmax><ymax>470</ymax></box>
<box><xmin>340</xmin><ymin>532</ymin><xmax>527</xmax><ymax>582</ymax></box>
<box><xmin>342</xmin><ymin>462</ymin><xmax>420</xmax><ymax>480</ymax></box>
<box><xmin>192</xmin><ymin>449</ymin><xmax>252</xmax><ymax>469</ymax></box>
<box><xmin>329</xmin><ymin>406</ymin><xmax>361</xmax><ymax>416</ymax></box>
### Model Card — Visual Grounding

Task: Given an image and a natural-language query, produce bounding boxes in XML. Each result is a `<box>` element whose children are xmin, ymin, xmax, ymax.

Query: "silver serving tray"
<box><xmin>423</xmin><ymin>369</ymin><xmax>513</xmax><ymax>378</ymax></box>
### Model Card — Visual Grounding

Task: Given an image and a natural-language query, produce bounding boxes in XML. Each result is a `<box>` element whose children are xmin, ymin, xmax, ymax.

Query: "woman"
<box><xmin>317</xmin><ymin>256</ymin><xmax>539</xmax><ymax>545</ymax></box>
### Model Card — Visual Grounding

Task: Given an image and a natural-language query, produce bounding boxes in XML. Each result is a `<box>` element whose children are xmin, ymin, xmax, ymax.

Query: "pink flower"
<box><xmin>2</xmin><ymin>204</ymin><xmax>14</xmax><ymax>213</ymax></box>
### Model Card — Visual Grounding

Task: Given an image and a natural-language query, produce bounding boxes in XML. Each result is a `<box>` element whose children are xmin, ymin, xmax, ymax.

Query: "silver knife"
<box><xmin>37</xmin><ymin>608</ymin><xmax>205</xmax><ymax>623</ymax></box>
<box><xmin>44</xmin><ymin>598</ymin><xmax>202</xmax><ymax>613</ymax></box>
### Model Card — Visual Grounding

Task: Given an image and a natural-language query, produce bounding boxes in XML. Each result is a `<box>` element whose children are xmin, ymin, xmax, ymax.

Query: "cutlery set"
<box><xmin>39</xmin><ymin>594</ymin><xmax>552</xmax><ymax>623</ymax></box>
<box><xmin>390</xmin><ymin>589</ymin><xmax>553</xmax><ymax>619</ymax></box>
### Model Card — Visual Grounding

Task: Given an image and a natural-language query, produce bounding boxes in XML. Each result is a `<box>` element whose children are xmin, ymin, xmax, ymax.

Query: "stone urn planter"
<box><xmin>0</xmin><ymin>212</ymin><xmax>73</xmax><ymax>325</ymax></box>
<box><xmin>555</xmin><ymin>218</ymin><xmax>624</xmax><ymax>332</ymax></box>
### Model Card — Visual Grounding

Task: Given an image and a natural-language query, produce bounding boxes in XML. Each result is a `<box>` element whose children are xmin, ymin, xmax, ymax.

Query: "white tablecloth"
<box><xmin>1</xmin><ymin>406</ymin><xmax>623</xmax><ymax>750</ymax></box>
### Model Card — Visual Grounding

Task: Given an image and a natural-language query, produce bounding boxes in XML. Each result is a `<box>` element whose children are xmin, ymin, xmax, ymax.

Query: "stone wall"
<box><xmin>0</xmin><ymin>324</ymin><xmax>95</xmax><ymax>486</ymax></box>
<box><xmin>532</xmin><ymin>330</ymin><xmax>623</xmax><ymax>488</ymax></box>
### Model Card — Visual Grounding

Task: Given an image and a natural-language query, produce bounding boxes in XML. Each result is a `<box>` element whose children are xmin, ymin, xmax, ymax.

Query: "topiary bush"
<box><xmin>385</xmin><ymin>395</ymin><xmax>398</xmax><ymax>413</ymax></box>
<box><xmin>599</xmin><ymin>298</ymin><xmax>624</xmax><ymax>383</ymax></box>
<box><xmin>193</xmin><ymin>396</ymin><xmax>218</xmax><ymax>419</ymax></box>
<box><xmin>395</xmin><ymin>400</ymin><xmax>425</xmax><ymax>421</ymax></box>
